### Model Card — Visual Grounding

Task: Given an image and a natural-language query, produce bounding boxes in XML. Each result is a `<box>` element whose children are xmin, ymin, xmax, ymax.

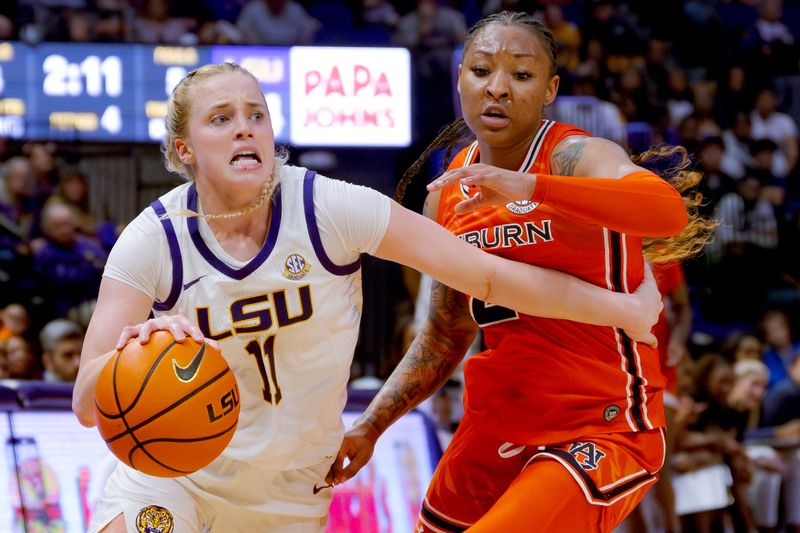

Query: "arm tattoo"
<box><xmin>362</xmin><ymin>281</ymin><xmax>476</xmax><ymax>434</ymax></box>
<box><xmin>552</xmin><ymin>140</ymin><xmax>585</xmax><ymax>176</ymax></box>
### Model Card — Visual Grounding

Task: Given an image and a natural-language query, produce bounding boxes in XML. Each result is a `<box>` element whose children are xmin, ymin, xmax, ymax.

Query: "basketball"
<box><xmin>94</xmin><ymin>331</ymin><xmax>240</xmax><ymax>477</ymax></box>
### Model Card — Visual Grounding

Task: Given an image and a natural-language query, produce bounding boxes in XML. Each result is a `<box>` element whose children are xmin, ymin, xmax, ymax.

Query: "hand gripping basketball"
<box><xmin>94</xmin><ymin>331</ymin><xmax>240</xmax><ymax>477</ymax></box>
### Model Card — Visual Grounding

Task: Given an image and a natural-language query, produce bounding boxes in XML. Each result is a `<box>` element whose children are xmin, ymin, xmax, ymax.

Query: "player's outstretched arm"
<box><xmin>72</xmin><ymin>278</ymin><xmax>155</xmax><ymax>427</ymax></box>
<box><xmin>373</xmin><ymin>201</ymin><xmax>662</xmax><ymax>336</ymax></box>
<box><xmin>328</xmin><ymin>279</ymin><xmax>477</xmax><ymax>485</ymax></box>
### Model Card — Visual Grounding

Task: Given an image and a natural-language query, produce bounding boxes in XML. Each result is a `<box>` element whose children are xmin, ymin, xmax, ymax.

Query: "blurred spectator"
<box><xmin>44</xmin><ymin>167</ymin><xmax>98</xmax><ymax>238</ymax></box>
<box><xmin>23</xmin><ymin>142</ymin><xmax>58</xmax><ymax>200</ymax></box>
<box><xmin>721</xmin><ymin>111</ymin><xmax>757</xmax><ymax>180</ymax></box>
<box><xmin>39</xmin><ymin>319</ymin><xmax>82</xmax><ymax>382</ymax></box>
<box><xmin>666</xmin><ymin>69</ymin><xmax>695</xmax><ymax>129</ymax></box>
<box><xmin>759</xmin><ymin>308</ymin><xmax>800</xmax><ymax>390</ymax></box>
<box><xmin>674</xmin><ymin>353</ymin><xmax>756</xmax><ymax>533</ymax></box>
<box><xmin>644</xmin><ymin>38</ymin><xmax>674</xmax><ymax>102</ymax></box>
<box><xmin>197</xmin><ymin>19</ymin><xmax>242</xmax><ymax>45</ymax></box>
<box><xmin>0</xmin><ymin>303</ymin><xmax>30</xmax><ymax>342</ymax></box>
<box><xmin>749</xmin><ymin>138</ymin><xmax>787</xmax><ymax>205</ymax></box>
<box><xmin>727</xmin><ymin>359</ymin><xmax>800</xmax><ymax>533</ymax></box>
<box><xmin>612</xmin><ymin>65</ymin><xmax>658</xmax><ymax>123</ymax></box>
<box><xmin>0</xmin><ymin>2</ymin><xmax>18</xmax><ymax>40</ymax></box>
<box><xmin>394</xmin><ymin>0</ymin><xmax>466</xmax><ymax>141</ymax></box>
<box><xmin>542</xmin><ymin>4</ymin><xmax>581</xmax><ymax>72</ymax></box>
<box><xmin>714</xmin><ymin>66</ymin><xmax>754</xmax><ymax>130</ymax></box>
<box><xmin>481</xmin><ymin>0</ymin><xmax>523</xmax><ymax>17</ymax></box>
<box><xmin>762</xmin><ymin>351</ymin><xmax>800</xmax><ymax>427</ymax></box>
<box><xmin>93</xmin><ymin>0</ymin><xmax>135</xmax><ymax>42</ymax></box>
<box><xmin>551</xmin><ymin>72</ymin><xmax>627</xmax><ymax>147</ymax></box>
<box><xmin>743</xmin><ymin>0</ymin><xmax>798</xmax><ymax>79</ymax></box>
<box><xmin>581</xmin><ymin>0</ymin><xmax>646</xmax><ymax>63</ymax></box>
<box><xmin>693</xmin><ymin>136</ymin><xmax>737</xmax><ymax>219</ymax></box>
<box><xmin>236</xmin><ymin>0</ymin><xmax>319</xmax><ymax>45</ymax></box>
<box><xmin>778</xmin><ymin>206</ymin><xmax>800</xmax><ymax>295</ymax></box>
<box><xmin>32</xmin><ymin>203</ymin><xmax>106</xmax><ymax>323</ymax></box>
<box><xmin>705</xmin><ymin>171</ymin><xmax>780</xmax><ymax>321</ymax></box>
<box><xmin>689</xmin><ymin>82</ymin><xmax>723</xmax><ymax>139</ymax></box>
<box><xmin>4</xmin><ymin>335</ymin><xmax>39</xmax><ymax>380</ymax></box>
<box><xmin>750</xmin><ymin>87</ymin><xmax>798</xmax><ymax>178</ymax></box>
<box><xmin>361</xmin><ymin>0</ymin><xmax>397</xmax><ymax>28</ymax></box>
<box><xmin>354</xmin><ymin>0</ymin><xmax>397</xmax><ymax>44</ymax></box>
<box><xmin>133</xmin><ymin>0</ymin><xmax>198</xmax><ymax>44</ymax></box>
<box><xmin>0</xmin><ymin>156</ymin><xmax>39</xmax><ymax>240</ymax></box>
<box><xmin>0</xmin><ymin>157</ymin><xmax>39</xmax><ymax>303</ymax></box>
<box><xmin>575</xmin><ymin>37</ymin><xmax>614</xmax><ymax>100</ymax></box>
<box><xmin>720</xmin><ymin>330</ymin><xmax>765</xmax><ymax>363</ymax></box>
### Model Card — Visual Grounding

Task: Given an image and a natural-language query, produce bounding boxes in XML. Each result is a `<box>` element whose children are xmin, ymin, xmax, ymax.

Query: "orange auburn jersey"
<box><xmin>651</xmin><ymin>261</ymin><xmax>686</xmax><ymax>395</ymax></box>
<box><xmin>437</xmin><ymin>120</ymin><xmax>683</xmax><ymax>445</ymax></box>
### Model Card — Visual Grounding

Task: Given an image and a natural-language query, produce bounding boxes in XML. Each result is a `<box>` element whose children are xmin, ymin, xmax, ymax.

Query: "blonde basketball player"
<box><xmin>72</xmin><ymin>62</ymin><xmax>666</xmax><ymax>533</ymax></box>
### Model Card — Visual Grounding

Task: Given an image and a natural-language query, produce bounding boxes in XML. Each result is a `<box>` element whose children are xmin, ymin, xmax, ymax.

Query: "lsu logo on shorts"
<box><xmin>135</xmin><ymin>505</ymin><xmax>174</xmax><ymax>533</ymax></box>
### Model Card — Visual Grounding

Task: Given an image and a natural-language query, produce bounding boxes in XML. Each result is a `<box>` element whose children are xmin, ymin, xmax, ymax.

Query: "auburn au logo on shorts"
<box><xmin>135</xmin><ymin>505</ymin><xmax>174</xmax><ymax>533</ymax></box>
<box><xmin>569</xmin><ymin>441</ymin><xmax>606</xmax><ymax>471</ymax></box>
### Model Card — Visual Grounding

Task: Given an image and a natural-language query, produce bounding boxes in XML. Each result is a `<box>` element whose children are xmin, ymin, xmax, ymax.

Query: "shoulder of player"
<box><xmin>448</xmin><ymin>144</ymin><xmax>473</xmax><ymax>170</ymax></box>
<box><xmin>422</xmin><ymin>190</ymin><xmax>441</xmax><ymax>220</ymax></box>
<box><xmin>550</xmin><ymin>135</ymin><xmax>627</xmax><ymax>176</ymax></box>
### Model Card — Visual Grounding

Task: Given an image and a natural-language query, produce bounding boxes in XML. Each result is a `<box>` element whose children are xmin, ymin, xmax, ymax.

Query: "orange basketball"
<box><xmin>94</xmin><ymin>330</ymin><xmax>240</xmax><ymax>477</ymax></box>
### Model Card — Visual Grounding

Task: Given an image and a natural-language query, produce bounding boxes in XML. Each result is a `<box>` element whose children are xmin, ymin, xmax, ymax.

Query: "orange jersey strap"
<box><xmin>531</xmin><ymin>171</ymin><xmax>688</xmax><ymax>236</ymax></box>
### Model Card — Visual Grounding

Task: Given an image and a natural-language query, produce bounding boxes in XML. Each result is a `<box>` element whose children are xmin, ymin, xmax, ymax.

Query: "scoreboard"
<box><xmin>0</xmin><ymin>42</ymin><xmax>411</xmax><ymax>147</ymax></box>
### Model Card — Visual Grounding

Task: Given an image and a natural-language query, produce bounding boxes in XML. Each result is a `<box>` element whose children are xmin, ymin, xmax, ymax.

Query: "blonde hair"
<box><xmin>633</xmin><ymin>145</ymin><xmax>718</xmax><ymax>263</ymax></box>
<box><xmin>733</xmin><ymin>358</ymin><xmax>769</xmax><ymax>380</ymax></box>
<box><xmin>162</xmin><ymin>62</ymin><xmax>259</xmax><ymax>181</ymax></box>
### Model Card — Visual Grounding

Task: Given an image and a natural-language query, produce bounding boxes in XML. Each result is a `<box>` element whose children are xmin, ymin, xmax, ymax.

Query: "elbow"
<box><xmin>643</xmin><ymin>197</ymin><xmax>689</xmax><ymax>237</ymax></box>
<box><xmin>665</xmin><ymin>207</ymin><xmax>689</xmax><ymax>236</ymax></box>
<box><xmin>72</xmin><ymin>397</ymin><xmax>97</xmax><ymax>428</ymax></box>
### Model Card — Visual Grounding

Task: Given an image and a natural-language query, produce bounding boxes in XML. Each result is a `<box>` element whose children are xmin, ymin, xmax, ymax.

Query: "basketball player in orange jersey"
<box><xmin>70</xmin><ymin>62</ymin><xmax>665</xmax><ymax>533</ymax></box>
<box><xmin>329</xmin><ymin>11</ymin><xmax>715</xmax><ymax>532</ymax></box>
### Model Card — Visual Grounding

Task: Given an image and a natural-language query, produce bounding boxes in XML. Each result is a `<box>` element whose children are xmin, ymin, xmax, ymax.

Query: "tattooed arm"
<box><xmin>551</xmin><ymin>134</ymin><xmax>643</xmax><ymax>178</ymax></box>
<box><xmin>326</xmin><ymin>190</ymin><xmax>479</xmax><ymax>485</ymax></box>
<box><xmin>327</xmin><ymin>280</ymin><xmax>477</xmax><ymax>485</ymax></box>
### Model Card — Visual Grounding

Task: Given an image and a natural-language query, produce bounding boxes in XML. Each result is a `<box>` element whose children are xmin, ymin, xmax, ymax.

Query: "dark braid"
<box><xmin>395</xmin><ymin>119</ymin><xmax>472</xmax><ymax>203</ymax></box>
<box><xmin>395</xmin><ymin>11</ymin><xmax>558</xmax><ymax>204</ymax></box>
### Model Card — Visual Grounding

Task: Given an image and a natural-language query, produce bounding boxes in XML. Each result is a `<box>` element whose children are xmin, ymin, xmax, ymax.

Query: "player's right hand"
<box><xmin>624</xmin><ymin>263</ymin><xmax>662</xmax><ymax>346</ymax></box>
<box><xmin>115</xmin><ymin>314</ymin><xmax>218</xmax><ymax>351</ymax></box>
<box><xmin>326</xmin><ymin>419</ymin><xmax>380</xmax><ymax>485</ymax></box>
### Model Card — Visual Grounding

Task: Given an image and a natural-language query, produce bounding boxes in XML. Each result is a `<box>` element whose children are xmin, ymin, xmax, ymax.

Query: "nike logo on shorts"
<box><xmin>173</xmin><ymin>344</ymin><xmax>206</xmax><ymax>382</ymax></box>
<box><xmin>312</xmin><ymin>482</ymin><xmax>333</xmax><ymax>495</ymax></box>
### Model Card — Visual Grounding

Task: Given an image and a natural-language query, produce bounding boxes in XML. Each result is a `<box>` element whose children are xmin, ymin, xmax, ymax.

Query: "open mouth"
<box><xmin>230</xmin><ymin>151</ymin><xmax>261</xmax><ymax>168</ymax></box>
<box><xmin>481</xmin><ymin>104</ymin><xmax>508</xmax><ymax>119</ymax></box>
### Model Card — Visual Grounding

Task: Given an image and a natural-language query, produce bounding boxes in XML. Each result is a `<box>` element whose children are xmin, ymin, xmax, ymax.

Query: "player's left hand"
<box><xmin>326</xmin><ymin>419</ymin><xmax>380</xmax><ymax>485</ymax></box>
<box><xmin>427</xmin><ymin>164</ymin><xmax>536</xmax><ymax>214</ymax></box>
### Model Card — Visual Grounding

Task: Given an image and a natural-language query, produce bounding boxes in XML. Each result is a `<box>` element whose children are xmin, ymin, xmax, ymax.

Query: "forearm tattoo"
<box><xmin>552</xmin><ymin>140</ymin><xmax>585</xmax><ymax>176</ymax></box>
<box><xmin>363</xmin><ymin>281</ymin><xmax>474</xmax><ymax>433</ymax></box>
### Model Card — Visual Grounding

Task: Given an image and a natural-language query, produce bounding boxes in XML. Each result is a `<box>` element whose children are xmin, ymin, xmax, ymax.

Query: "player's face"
<box><xmin>458</xmin><ymin>23</ymin><xmax>559</xmax><ymax>151</ymax></box>
<box><xmin>177</xmin><ymin>72</ymin><xmax>275</xmax><ymax>192</ymax></box>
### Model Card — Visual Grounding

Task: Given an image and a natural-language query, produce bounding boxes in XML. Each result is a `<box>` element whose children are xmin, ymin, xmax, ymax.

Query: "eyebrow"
<box><xmin>208</xmin><ymin>101</ymin><xmax>266</xmax><ymax>109</ymax></box>
<box><xmin>473</xmin><ymin>49</ymin><xmax>536</xmax><ymax>59</ymax></box>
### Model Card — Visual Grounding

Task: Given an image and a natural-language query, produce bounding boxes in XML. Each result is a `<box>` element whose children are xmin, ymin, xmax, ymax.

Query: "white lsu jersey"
<box><xmin>104</xmin><ymin>165</ymin><xmax>390</xmax><ymax>472</ymax></box>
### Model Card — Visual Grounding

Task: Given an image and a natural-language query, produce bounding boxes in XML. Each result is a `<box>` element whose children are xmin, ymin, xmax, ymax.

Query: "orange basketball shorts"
<box><xmin>417</xmin><ymin>412</ymin><xmax>665</xmax><ymax>533</ymax></box>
